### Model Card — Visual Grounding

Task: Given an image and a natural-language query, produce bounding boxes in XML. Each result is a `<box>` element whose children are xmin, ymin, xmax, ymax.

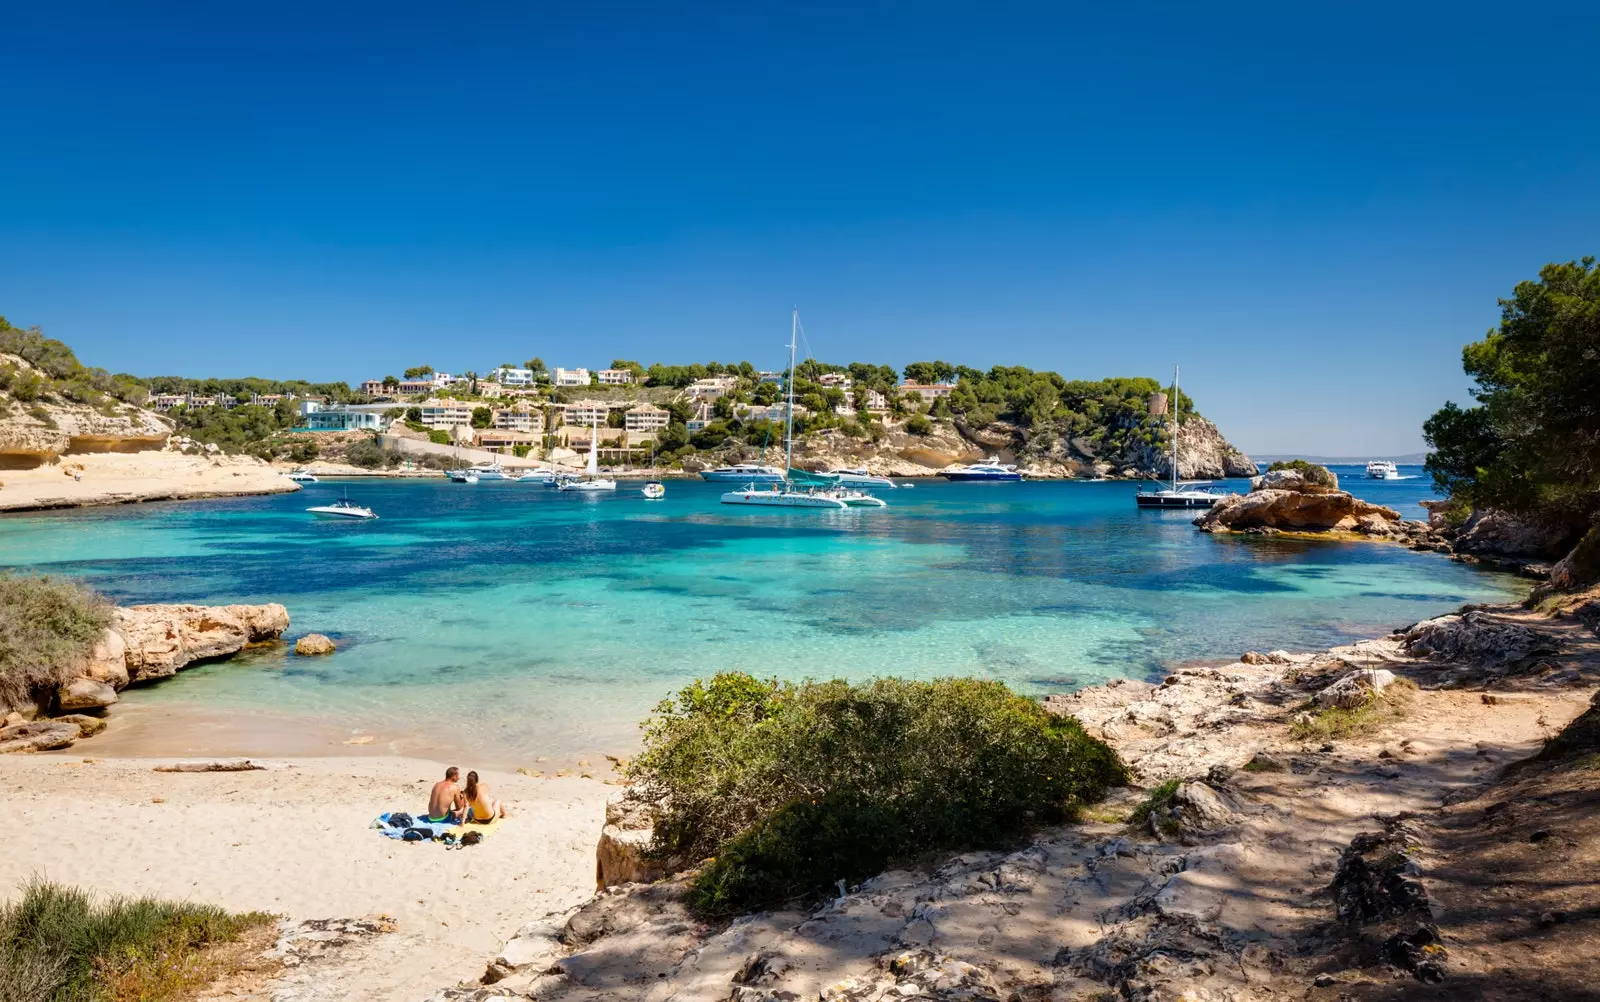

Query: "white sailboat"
<box><xmin>721</xmin><ymin>310</ymin><xmax>883</xmax><ymax>510</ymax></box>
<box><xmin>1135</xmin><ymin>365</ymin><xmax>1231</xmax><ymax>509</ymax></box>
<box><xmin>558</xmin><ymin>415</ymin><xmax>618</xmax><ymax>492</ymax></box>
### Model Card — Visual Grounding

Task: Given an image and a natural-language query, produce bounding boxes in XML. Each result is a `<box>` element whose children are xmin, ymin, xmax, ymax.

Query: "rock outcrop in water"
<box><xmin>1195</xmin><ymin>467</ymin><xmax>1433</xmax><ymax>542</ymax></box>
<box><xmin>0</xmin><ymin>602</ymin><xmax>290</xmax><ymax>750</ymax></box>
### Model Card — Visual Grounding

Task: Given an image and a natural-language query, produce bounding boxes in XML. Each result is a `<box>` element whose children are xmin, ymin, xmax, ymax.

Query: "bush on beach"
<box><xmin>0</xmin><ymin>879</ymin><xmax>270</xmax><ymax>1002</ymax></box>
<box><xmin>0</xmin><ymin>574</ymin><xmax>112</xmax><ymax>711</ymax></box>
<box><xmin>625</xmin><ymin>673</ymin><xmax>1127</xmax><ymax>918</ymax></box>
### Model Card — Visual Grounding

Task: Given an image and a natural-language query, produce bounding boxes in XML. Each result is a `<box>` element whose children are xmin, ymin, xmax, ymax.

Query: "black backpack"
<box><xmin>388</xmin><ymin>812</ymin><xmax>414</xmax><ymax>829</ymax></box>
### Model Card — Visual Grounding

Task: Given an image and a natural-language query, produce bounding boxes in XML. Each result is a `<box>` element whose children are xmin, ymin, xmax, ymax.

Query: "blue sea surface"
<box><xmin>0</xmin><ymin>465</ymin><xmax>1519</xmax><ymax>761</ymax></box>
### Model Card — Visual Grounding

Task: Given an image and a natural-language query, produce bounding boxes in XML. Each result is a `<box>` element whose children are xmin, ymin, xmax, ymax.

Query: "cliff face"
<box><xmin>0</xmin><ymin>354</ymin><xmax>170</xmax><ymax>468</ymax></box>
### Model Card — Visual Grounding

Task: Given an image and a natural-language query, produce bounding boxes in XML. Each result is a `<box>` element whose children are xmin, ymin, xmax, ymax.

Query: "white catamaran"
<box><xmin>1135</xmin><ymin>365</ymin><xmax>1231</xmax><ymax>509</ymax></box>
<box><xmin>721</xmin><ymin>310</ymin><xmax>884</xmax><ymax>510</ymax></box>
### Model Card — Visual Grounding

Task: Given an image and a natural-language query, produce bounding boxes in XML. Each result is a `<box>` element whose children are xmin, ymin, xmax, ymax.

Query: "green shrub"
<box><xmin>0</xmin><ymin>574</ymin><xmax>112</xmax><ymax>710</ymax></box>
<box><xmin>628</xmin><ymin>673</ymin><xmax>1127</xmax><ymax>917</ymax></box>
<box><xmin>1126</xmin><ymin>779</ymin><xmax>1180</xmax><ymax>835</ymax></box>
<box><xmin>904</xmin><ymin>414</ymin><xmax>933</xmax><ymax>436</ymax></box>
<box><xmin>0</xmin><ymin>879</ymin><xmax>270</xmax><ymax>1002</ymax></box>
<box><xmin>1266</xmin><ymin>459</ymin><xmax>1338</xmax><ymax>489</ymax></box>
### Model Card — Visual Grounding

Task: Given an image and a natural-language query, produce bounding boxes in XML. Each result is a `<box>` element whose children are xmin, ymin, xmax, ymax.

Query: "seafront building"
<box><xmin>624</xmin><ymin>403</ymin><xmax>670</xmax><ymax>432</ymax></box>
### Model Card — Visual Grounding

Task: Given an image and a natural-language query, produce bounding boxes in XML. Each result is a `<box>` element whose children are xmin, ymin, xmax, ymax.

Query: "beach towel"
<box><xmin>371</xmin><ymin>811</ymin><xmax>506</xmax><ymax>843</ymax></box>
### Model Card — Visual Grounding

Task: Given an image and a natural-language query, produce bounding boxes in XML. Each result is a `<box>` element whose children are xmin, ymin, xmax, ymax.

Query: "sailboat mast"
<box><xmin>1170</xmin><ymin>364</ymin><xmax>1180</xmax><ymax>492</ymax></box>
<box><xmin>784</xmin><ymin>308</ymin><xmax>797</xmax><ymax>476</ymax></box>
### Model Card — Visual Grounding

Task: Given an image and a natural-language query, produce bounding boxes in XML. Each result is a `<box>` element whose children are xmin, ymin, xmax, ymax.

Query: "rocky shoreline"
<box><xmin>0</xmin><ymin>602</ymin><xmax>293</xmax><ymax>753</ymax></box>
<box><xmin>422</xmin><ymin>593</ymin><xmax>1600</xmax><ymax>1002</ymax></box>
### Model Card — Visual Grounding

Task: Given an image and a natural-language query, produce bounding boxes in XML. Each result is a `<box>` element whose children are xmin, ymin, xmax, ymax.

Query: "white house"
<box><xmin>685</xmin><ymin>401</ymin><xmax>714</xmax><ymax>432</ymax></box>
<box><xmin>492</xmin><ymin>408</ymin><xmax>543</xmax><ymax>433</ymax></box>
<box><xmin>559</xmin><ymin>399</ymin><xmax>612</xmax><ymax>428</ymax></box>
<box><xmin>553</xmin><ymin>367</ymin><xmax>590</xmax><ymax>387</ymax></box>
<box><xmin>596</xmin><ymin>368</ymin><xmax>635</xmax><ymax>386</ymax></box>
<box><xmin>304</xmin><ymin>407</ymin><xmax>385</xmax><ymax>432</ymax></box>
<box><xmin>756</xmin><ymin>370</ymin><xmax>784</xmax><ymax>384</ymax></box>
<box><xmin>419</xmin><ymin>400</ymin><xmax>475</xmax><ymax>429</ymax></box>
<box><xmin>491</xmin><ymin>367</ymin><xmax>535</xmax><ymax>387</ymax></box>
<box><xmin>899</xmin><ymin>380</ymin><xmax>955</xmax><ymax>403</ymax></box>
<box><xmin>687</xmin><ymin>376</ymin><xmax>737</xmax><ymax>400</ymax></box>
<box><xmin>624</xmin><ymin>404</ymin><xmax>670</xmax><ymax>432</ymax></box>
<box><xmin>818</xmin><ymin>372</ymin><xmax>853</xmax><ymax>390</ymax></box>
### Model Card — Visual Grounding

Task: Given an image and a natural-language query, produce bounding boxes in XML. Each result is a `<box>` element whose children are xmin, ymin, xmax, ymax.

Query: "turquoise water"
<box><xmin>0</xmin><ymin>466</ymin><xmax>1519</xmax><ymax>761</ymax></box>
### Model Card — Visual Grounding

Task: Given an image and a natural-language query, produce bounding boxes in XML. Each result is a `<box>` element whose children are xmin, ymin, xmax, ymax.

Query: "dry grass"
<box><xmin>1289</xmin><ymin>679</ymin><xmax>1418</xmax><ymax>742</ymax></box>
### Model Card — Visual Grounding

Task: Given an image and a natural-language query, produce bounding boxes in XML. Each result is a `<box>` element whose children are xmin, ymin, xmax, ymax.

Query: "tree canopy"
<box><xmin>1424</xmin><ymin>257</ymin><xmax>1600</xmax><ymax>528</ymax></box>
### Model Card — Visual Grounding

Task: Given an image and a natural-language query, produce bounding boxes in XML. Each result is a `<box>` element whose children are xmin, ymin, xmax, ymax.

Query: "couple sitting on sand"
<box><xmin>426</xmin><ymin>766</ymin><xmax>507</xmax><ymax>824</ymax></box>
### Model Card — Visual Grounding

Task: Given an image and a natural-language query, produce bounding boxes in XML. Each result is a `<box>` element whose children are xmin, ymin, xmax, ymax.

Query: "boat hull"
<box><xmin>559</xmin><ymin>480</ymin><xmax>617</xmax><ymax>492</ymax></box>
<box><xmin>307</xmin><ymin>508</ymin><xmax>378</xmax><ymax>520</ymax></box>
<box><xmin>721</xmin><ymin>489</ymin><xmax>847</xmax><ymax>508</ymax></box>
<box><xmin>701</xmin><ymin>469</ymin><xmax>785</xmax><ymax>483</ymax></box>
<box><xmin>1134</xmin><ymin>493</ymin><xmax>1218</xmax><ymax>509</ymax></box>
<box><xmin>939</xmin><ymin>471</ymin><xmax>1022</xmax><ymax>482</ymax></box>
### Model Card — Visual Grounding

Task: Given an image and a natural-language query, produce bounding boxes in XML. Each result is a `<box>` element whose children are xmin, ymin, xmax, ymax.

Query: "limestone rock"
<box><xmin>596</xmin><ymin>788</ymin><xmax>678</xmax><ymax>889</ymax></box>
<box><xmin>1453</xmin><ymin>508</ymin><xmax>1577</xmax><ymax>560</ymax></box>
<box><xmin>1171</xmin><ymin>781</ymin><xmax>1237</xmax><ymax>833</ymax></box>
<box><xmin>80</xmin><ymin>628</ymin><xmax>129</xmax><ymax>687</ymax></box>
<box><xmin>0</xmin><ymin>720</ymin><xmax>80</xmax><ymax>753</ymax></box>
<box><xmin>294</xmin><ymin>633</ymin><xmax>336</xmax><ymax>656</ymax></box>
<box><xmin>1196</xmin><ymin>487</ymin><xmax>1401</xmax><ymax>533</ymax></box>
<box><xmin>116</xmin><ymin>603</ymin><xmax>289</xmax><ymax>681</ymax></box>
<box><xmin>53</xmin><ymin>713</ymin><xmax>107</xmax><ymax>737</ymax></box>
<box><xmin>57</xmin><ymin>677</ymin><xmax>117</xmax><ymax>711</ymax></box>
<box><xmin>1401</xmin><ymin>612</ymin><xmax>1553</xmax><ymax>666</ymax></box>
<box><xmin>1250</xmin><ymin>467</ymin><xmax>1338</xmax><ymax>492</ymax></box>
<box><xmin>1314</xmin><ymin>669</ymin><xmax>1398</xmax><ymax>709</ymax></box>
<box><xmin>1240</xmin><ymin>651</ymin><xmax>1270</xmax><ymax>665</ymax></box>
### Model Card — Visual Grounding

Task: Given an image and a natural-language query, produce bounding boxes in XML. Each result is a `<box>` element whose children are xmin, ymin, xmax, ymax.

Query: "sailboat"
<box><xmin>721</xmin><ymin>310</ymin><xmax>884</xmax><ymax>509</ymax></box>
<box><xmin>1135</xmin><ymin>366</ymin><xmax>1230</xmax><ymax>509</ymax></box>
<box><xmin>558</xmin><ymin>414</ymin><xmax>618</xmax><ymax>492</ymax></box>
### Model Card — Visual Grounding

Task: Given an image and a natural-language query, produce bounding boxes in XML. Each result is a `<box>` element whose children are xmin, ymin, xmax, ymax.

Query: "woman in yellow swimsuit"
<box><xmin>462</xmin><ymin>770</ymin><xmax>507</xmax><ymax>822</ymax></box>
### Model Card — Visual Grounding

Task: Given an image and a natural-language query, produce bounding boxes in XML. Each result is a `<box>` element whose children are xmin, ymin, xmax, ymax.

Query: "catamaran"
<box><xmin>1135</xmin><ymin>365</ymin><xmax>1231</xmax><ymax>509</ymax></box>
<box><xmin>721</xmin><ymin>310</ymin><xmax>885</xmax><ymax>510</ymax></box>
<box><xmin>558</xmin><ymin>415</ymin><xmax>618</xmax><ymax>492</ymax></box>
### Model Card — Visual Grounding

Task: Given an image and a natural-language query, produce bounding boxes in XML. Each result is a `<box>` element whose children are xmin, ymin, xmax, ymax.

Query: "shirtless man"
<box><xmin>426</xmin><ymin>766</ymin><xmax>466</xmax><ymax>822</ymax></box>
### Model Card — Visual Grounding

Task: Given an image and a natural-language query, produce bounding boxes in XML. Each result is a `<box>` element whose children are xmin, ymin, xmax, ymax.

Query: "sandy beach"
<box><xmin>0</xmin><ymin>451</ymin><xmax>298</xmax><ymax>512</ymax></box>
<box><xmin>0</xmin><ymin>754</ymin><xmax>612</xmax><ymax>1000</ymax></box>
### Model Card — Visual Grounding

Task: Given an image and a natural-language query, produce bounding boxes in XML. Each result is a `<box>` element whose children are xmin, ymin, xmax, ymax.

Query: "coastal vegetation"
<box><xmin>0</xmin><ymin>574</ymin><xmax>111</xmax><ymax>712</ymax></box>
<box><xmin>1264</xmin><ymin>458</ymin><xmax>1338</xmax><ymax>489</ymax></box>
<box><xmin>0</xmin><ymin>319</ymin><xmax>147</xmax><ymax>412</ymax></box>
<box><xmin>626</xmin><ymin>673</ymin><xmax>1126</xmax><ymax>917</ymax></box>
<box><xmin>0</xmin><ymin>879</ymin><xmax>271</xmax><ymax>1002</ymax></box>
<box><xmin>1424</xmin><ymin>257</ymin><xmax>1600</xmax><ymax>581</ymax></box>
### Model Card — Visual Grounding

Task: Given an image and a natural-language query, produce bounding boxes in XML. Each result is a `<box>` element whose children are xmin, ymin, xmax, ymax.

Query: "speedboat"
<box><xmin>641</xmin><ymin>481</ymin><xmax>666</xmax><ymax>500</ymax></box>
<box><xmin>812</xmin><ymin>467</ymin><xmax>897</xmax><ymax>489</ymax></box>
<box><xmin>721</xmin><ymin>483</ymin><xmax>848</xmax><ymax>508</ymax></box>
<box><xmin>286</xmin><ymin>469</ymin><xmax>319</xmax><ymax>484</ymax></box>
<box><xmin>306</xmin><ymin>498</ymin><xmax>378</xmax><ymax>520</ymax></box>
<box><xmin>1366</xmin><ymin>460</ymin><xmax>1401</xmax><ymax>480</ymax></box>
<box><xmin>447</xmin><ymin>470</ymin><xmax>480</xmax><ymax>484</ymax></box>
<box><xmin>939</xmin><ymin>457</ymin><xmax>1021</xmax><ymax>481</ymax></box>
<box><xmin>700</xmin><ymin>463</ymin><xmax>785</xmax><ymax>483</ymax></box>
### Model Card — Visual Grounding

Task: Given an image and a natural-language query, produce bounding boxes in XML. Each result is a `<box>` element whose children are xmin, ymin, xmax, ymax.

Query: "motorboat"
<box><xmin>939</xmin><ymin>457</ymin><xmax>1021</xmax><ymax>481</ymax></box>
<box><xmin>447</xmin><ymin>470</ymin><xmax>480</xmax><ymax>484</ymax></box>
<box><xmin>809</xmin><ymin>467</ymin><xmax>897</xmax><ymax>489</ymax></box>
<box><xmin>558</xmin><ymin>414</ymin><xmax>618</xmax><ymax>492</ymax></box>
<box><xmin>641</xmin><ymin>481</ymin><xmax>666</xmax><ymax>500</ymax></box>
<box><xmin>516</xmin><ymin>469</ymin><xmax>557</xmax><ymax>484</ymax></box>
<box><xmin>286</xmin><ymin>469</ymin><xmax>319</xmax><ymax>483</ymax></box>
<box><xmin>464</xmin><ymin>462</ymin><xmax>510</xmax><ymax>481</ymax></box>
<box><xmin>719</xmin><ymin>310</ymin><xmax>886</xmax><ymax>512</ymax></box>
<box><xmin>1366</xmin><ymin>460</ymin><xmax>1401</xmax><ymax>479</ymax></box>
<box><xmin>306</xmin><ymin>498</ymin><xmax>378</xmax><ymax>520</ymax></box>
<box><xmin>1135</xmin><ymin>365</ymin><xmax>1233</xmax><ymax>509</ymax></box>
<box><xmin>700</xmin><ymin>463</ymin><xmax>785</xmax><ymax>483</ymax></box>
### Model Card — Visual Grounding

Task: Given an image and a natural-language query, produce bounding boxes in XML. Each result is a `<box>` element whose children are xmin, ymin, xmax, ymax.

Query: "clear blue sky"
<box><xmin>3</xmin><ymin>3</ymin><xmax>1596</xmax><ymax>456</ymax></box>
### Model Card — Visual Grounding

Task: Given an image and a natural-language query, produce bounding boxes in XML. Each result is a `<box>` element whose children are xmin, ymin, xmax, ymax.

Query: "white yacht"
<box><xmin>516</xmin><ymin>469</ymin><xmax>557</xmax><ymax>484</ymax></box>
<box><xmin>939</xmin><ymin>457</ymin><xmax>1022</xmax><ymax>482</ymax></box>
<box><xmin>701</xmin><ymin>463</ymin><xmax>785</xmax><ymax>483</ymax></box>
<box><xmin>1366</xmin><ymin>460</ymin><xmax>1401</xmax><ymax>479</ymax></box>
<box><xmin>306</xmin><ymin>498</ymin><xmax>378</xmax><ymax>520</ymax></box>
<box><xmin>1136</xmin><ymin>365</ymin><xmax>1233</xmax><ymax>509</ymax></box>
<box><xmin>558</xmin><ymin>415</ymin><xmax>617</xmax><ymax>492</ymax></box>
<box><xmin>286</xmin><ymin>469</ymin><xmax>319</xmax><ymax>484</ymax></box>
<box><xmin>464</xmin><ymin>462</ymin><xmax>510</xmax><ymax>481</ymax></box>
<box><xmin>721</xmin><ymin>310</ymin><xmax>886</xmax><ymax>511</ymax></box>
<box><xmin>810</xmin><ymin>467</ymin><xmax>897</xmax><ymax>489</ymax></box>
